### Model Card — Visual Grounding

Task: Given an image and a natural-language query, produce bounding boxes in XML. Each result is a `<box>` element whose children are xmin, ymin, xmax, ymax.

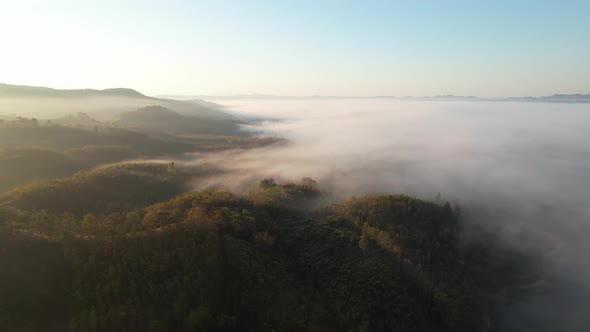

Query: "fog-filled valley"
<box><xmin>1</xmin><ymin>86</ymin><xmax>589</xmax><ymax>332</ymax></box>
<box><xmin>3</xmin><ymin>0</ymin><xmax>590</xmax><ymax>330</ymax></box>
<box><xmin>197</xmin><ymin>98</ymin><xmax>590</xmax><ymax>331</ymax></box>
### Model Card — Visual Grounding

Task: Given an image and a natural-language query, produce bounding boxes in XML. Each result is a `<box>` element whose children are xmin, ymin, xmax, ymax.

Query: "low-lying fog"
<box><xmin>195</xmin><ymin>99</ymin><xmax>590</xmax><ymax>331</ymax></box>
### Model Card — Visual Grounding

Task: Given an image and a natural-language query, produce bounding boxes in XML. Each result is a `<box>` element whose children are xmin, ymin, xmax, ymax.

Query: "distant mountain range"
<box><xmin>2</xmin><ymin>83</ymin><xmax>588</xmax><ymax>105</ymax></box>
<box><xmin>160</xmin><ymin>93</ymin><xmax>590</xmax><ymax>103</ymax></box>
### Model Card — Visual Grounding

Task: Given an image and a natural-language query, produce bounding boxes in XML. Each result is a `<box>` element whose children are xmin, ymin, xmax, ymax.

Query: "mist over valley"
<box><xmin>2</xmin><ymin>1</ymin><xmax>589</xmax><ymax>330</ymax></box>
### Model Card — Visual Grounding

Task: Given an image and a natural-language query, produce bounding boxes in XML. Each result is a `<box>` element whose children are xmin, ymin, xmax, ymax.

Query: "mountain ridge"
<box><xmin>0</xmin><ymin>83</ymin><xmax>149</xmax><ymax>99</ymax></box>
<box><xmin>0</xmin><ymin>83</ymin><xmax>235</xmax><ymax>121</ymax></box>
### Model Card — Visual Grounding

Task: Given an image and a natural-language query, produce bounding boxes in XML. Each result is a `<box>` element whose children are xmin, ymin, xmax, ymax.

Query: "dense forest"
<box><xmin>0</xmin><ymin>169</ymin><xmax>537</xmax><ymax>332</ymax></box>
<box><xmin>115</xmin><ymin>106</ymin><xmax>240</xmax><ymax>135</ymax></box>
<box><xmin>0</xmin><ymin>116</ymin><xmax>281</xmax><ymax>192</ymax></box>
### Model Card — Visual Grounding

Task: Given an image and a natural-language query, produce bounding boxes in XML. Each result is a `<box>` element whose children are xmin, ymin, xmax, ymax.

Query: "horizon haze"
<box><xmin>1</xmin><ymin>0</ymin><xmax>589</xmax><ymax>97</ymax></box>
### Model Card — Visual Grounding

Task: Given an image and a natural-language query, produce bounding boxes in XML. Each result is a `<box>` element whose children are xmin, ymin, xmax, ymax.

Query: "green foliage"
<box><xmin>64</xmin><ymin>145</ymin><xmax>133</xmax><ymax>168</ymax></box>
<box><xmin>259</xmin><ymin>178</ymin><xmax>277</xmax><ymax>189</ymax></box>
<box><xmin>167</xmin><ymin>162</ymin><xmax>176</xmax><ymax>175</ymax></box>
<box><xmin>0</xmin><ymin>180</ymin><xmax>535</xmax><ymax>332</ymax></box>
<box><xmin>0</xmin><ymin>121</ymin><xmax>280</xmax><ymax>191</ymax></box>
<box><xmin>0</xmin><ymin>148</ymin><xmax>79</xmax><ymax>191</ymax></box>
<box><xmin>359</xmin><ymin>225</ymin><xmax>370</xmax><ymax>252</ymax></box>
<box><xmin>115</xmin><ymin>105</ymin><xmax>242</xmax><ymax>136</ymax></box>
<box><xmin>0</xmin><ymin>163</ymin><xmax>186</xmax><ymax>215</ymax></box>
<box><xmin>247</xmin><ymin>178</ymin><xmax>331</xmax><ymax>211</ymax></box>
<box><xmin>186</xmin><ymin>307</ymin><xmax>215</xmax><ymax>331</ymax></box>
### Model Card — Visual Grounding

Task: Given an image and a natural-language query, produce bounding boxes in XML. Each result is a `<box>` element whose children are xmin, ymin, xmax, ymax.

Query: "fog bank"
<box><xmin>192</xmin><ymin>99</ymin><xmax>590</xmax><ymax>331</ymax></box>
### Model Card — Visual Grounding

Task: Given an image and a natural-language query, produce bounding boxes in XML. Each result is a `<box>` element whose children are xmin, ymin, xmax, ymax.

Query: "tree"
<box><xmin>81</xmin><ymin>213</ymin><xmax>98</xmax><ymax>233</ymax></box>
<box><xmin>259</xmin><ymin>178</ymin><xmax>276</xmax><ymax>188</ymax></box>
<box><xmin>453</xmin><ymin>201</ymin><xmax>462</xmax><ymax>215</ymax></box>
<box><xmin>359</xmin><ymin>225</ymin><xmax>370</xmax><ymax>253</ymax></box>
<box><xmin>167</xmin><ymin>162</ymin><xmax>176</xmax><ymax>174</ymax></box>
<box><xmin>186</xmin><ymin>307</ymin><xmax>214</xmax><ymax>331</ymax></box>
<box><xmin>301</xmin><ymin>177</ymin><xmax>318</xmax><ymax>188</ymax></box>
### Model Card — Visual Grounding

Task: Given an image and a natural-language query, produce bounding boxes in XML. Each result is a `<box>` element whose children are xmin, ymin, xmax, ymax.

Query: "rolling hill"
<box><xmin>0</xmin><ymin>179</ymin><xmax>536</xmax><ymax>331</ymax></box>
<box><xmin>0</xmin><ymin>83</ymin><xmax>233</xmax><ymax>120</ymax></box>
<box><xmin>115</xmin><ymin>105</ymin><xmax>242</xmax><ymax>136</ymax></box>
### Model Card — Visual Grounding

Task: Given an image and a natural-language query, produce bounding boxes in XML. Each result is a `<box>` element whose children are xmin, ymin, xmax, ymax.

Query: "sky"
<box><xmin>1</xmin><ymin>0</ymin><xmax>589</xmax><ymax>97</ymax></box>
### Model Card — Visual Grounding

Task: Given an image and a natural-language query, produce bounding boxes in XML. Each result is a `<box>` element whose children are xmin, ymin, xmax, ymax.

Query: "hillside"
<box><xmin>0</xmin><ymin>163</ymin><xmax>194</xmax><ymax>215</ymax></box>
<box><xmin>0</xmin><ymin>118</ymin><xmax>280</xmax><ymax>192</ymax></box>
<box><xmin>49</xmin><ymin>112</ymin><xmax>104</xmax><ymax>127</ymax></box>
<box><xmin>0</xmin><ymin>120</ymin><xmax>223</xmax><ymax>155</ymax></box>
<box><xmin>0</xmin><ymin>83</ymin><xmax>147</xmax><ymax>98</ymax></box>
<box><xmin>0</xmin><ymin>148</ymin><xmax>80</xmax><ymax>192</ymax></box>
<box><xmin>115</xmin><ymin>106</ymin><xmax>242</xmax><ymax>136</ymax></box>
<box><xmin>0</xmin><ymin>178</ymin><xmax>536</xmax><ymax>332</ymax></box>
<box><xmin>0</xmin><ymin>83</ymin><xmax>233</xmax><ymax>121</ymax></box>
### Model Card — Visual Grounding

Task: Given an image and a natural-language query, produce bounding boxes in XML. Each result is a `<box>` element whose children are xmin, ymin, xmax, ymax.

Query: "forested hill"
<box><xmin>0</xmin><ymin>83</ymin><xmax>231</xmax><ymax>120</ymax></box>
<box><xmin>0</xmin><ymin>118</ymin><xmax>282</xmax><ymax>192</ymax></box>
<box><xmin>115</xmin><ymin>106</ymin><xmax>241</xmax><ymax>135</ymax></box>
<box><xmin>0</xmin><ymin>176</ymin><xmax>537</xmax><ymax>332</ymax></box>
<box><xmin>0</xmin><ymin>83</ymin><xmax>147</xmax><ymax>98</ymax></box>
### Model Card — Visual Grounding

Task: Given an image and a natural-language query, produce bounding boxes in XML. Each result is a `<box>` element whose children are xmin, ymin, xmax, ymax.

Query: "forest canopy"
<box><xmin>0</xmin><ymin>175</ymin><xmax>537</xmax><ymax>332</ymax></box>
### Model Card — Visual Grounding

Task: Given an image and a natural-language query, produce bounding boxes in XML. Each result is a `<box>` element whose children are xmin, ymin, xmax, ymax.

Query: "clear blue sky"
<box><xmin>1</xmin><ymin>0</ymin><xmax>589</xmax><ymax>97</ymax></box>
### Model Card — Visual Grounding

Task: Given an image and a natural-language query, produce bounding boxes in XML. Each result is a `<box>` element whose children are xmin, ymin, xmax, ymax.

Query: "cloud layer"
<box><xmin>190</xmin><ymin>99</ymin><xmax>590</xmax><ymax>331</ymax></box>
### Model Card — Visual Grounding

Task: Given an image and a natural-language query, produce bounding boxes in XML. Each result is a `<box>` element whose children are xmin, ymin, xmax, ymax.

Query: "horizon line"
<box><xmin>2</xmin><ymin>82</ymin><xmax>589</xmax><ymax>101</ymax></box>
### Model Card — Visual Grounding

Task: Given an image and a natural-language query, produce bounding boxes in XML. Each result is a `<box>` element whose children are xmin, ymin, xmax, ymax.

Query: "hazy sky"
<box><xmin>1</xmin><ymin>0</ymin><xmax>589</xmax><ymax>97</ymax></box>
